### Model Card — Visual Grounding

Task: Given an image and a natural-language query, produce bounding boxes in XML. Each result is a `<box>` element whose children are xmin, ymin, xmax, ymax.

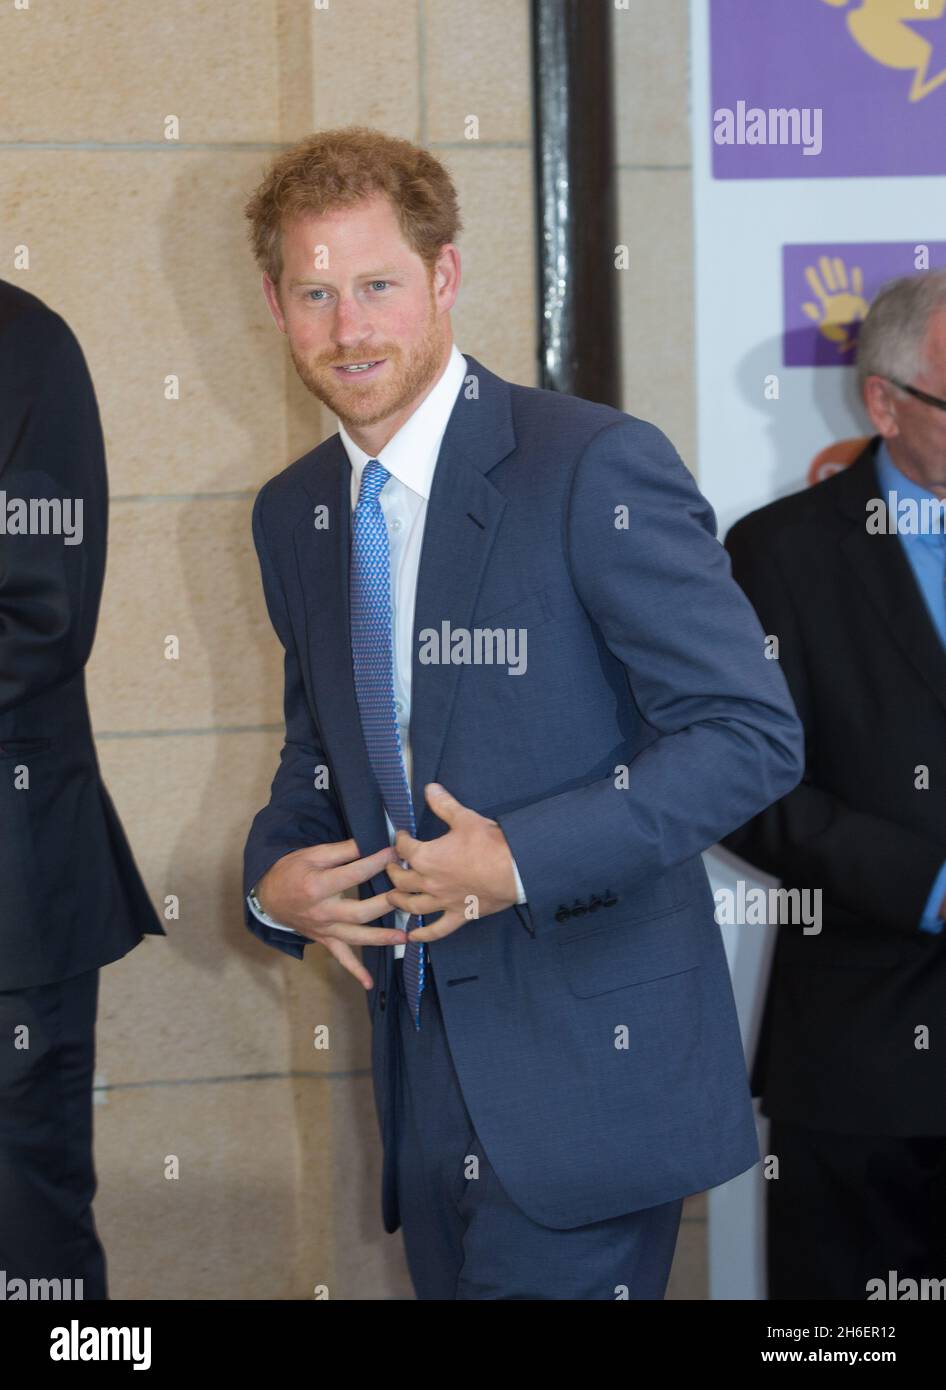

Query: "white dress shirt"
<box><xmin>249</xmin><ymin>343</ymin><xmax>526</xmax><ymax>954</ymax></box>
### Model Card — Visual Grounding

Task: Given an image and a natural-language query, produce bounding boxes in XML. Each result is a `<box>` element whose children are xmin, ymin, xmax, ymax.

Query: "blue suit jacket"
<box><xmin>243</xmin><ymin>354</ymin><xmax>804</xmax><ymax>1231</ymax></box>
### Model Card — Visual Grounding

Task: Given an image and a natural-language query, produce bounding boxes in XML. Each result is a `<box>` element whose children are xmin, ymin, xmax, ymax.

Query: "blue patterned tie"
<box><xmin>350</xmin><ymin>460</ymin><xmax>426</xmax><ymax>1028</ymax></box>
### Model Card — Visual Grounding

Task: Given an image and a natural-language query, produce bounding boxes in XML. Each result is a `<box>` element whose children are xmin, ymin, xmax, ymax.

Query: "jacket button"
<box><xmin>379</xmin><ymin>990</ymin><xmax>386</xmax><ymax>1012</ymax></box>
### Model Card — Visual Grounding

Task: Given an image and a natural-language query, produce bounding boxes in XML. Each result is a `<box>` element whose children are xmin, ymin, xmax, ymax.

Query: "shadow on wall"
<box><xmin>722</xmin><ymin>331</ymin><xmax>866</xmax><ymax>527</ymax></box>
<box><xmin>151</xmin><ymin>149</ymin><xmax>411</xmax><ymax>1299</ymax></box>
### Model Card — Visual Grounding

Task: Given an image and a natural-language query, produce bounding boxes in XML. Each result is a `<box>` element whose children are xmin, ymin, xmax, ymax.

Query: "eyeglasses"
<box><xmin>887</xmin><ymin>378</ymin><xmax>946</xmax><ymax>413</ymax></box>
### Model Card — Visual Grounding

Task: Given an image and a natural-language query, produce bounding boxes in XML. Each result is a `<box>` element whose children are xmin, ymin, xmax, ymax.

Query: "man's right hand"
<box><xmin>256</xmin><ymin>839</ymin><xmax>407</xmax><ymax>989</ymax></box>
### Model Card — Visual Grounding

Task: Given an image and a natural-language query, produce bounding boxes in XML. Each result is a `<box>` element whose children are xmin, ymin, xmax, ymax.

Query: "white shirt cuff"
<box><xmin>247</xmin><ymin>889</ymin><xmax>303</xmax><ymax>933</ymax></box>
<box><xmin>512</xmin><ymin>857</ymin><xmax>527</xmax><ymax>905</ymax></box>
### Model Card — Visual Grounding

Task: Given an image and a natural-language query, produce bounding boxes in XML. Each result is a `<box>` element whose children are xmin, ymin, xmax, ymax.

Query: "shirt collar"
<box><xmin>338</xmin><ymin>343</ymin><xmax>467</xmax><ymax>501</ymax></box>
<box><xmin>875</xmin><ymin>439</ymin><xmax>946</xmax><ymax>546</ymax></box>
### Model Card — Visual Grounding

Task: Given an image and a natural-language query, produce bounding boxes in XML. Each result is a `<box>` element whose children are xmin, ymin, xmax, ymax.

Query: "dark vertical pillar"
<box><xmin>531</xmin><ymin>0</ymin><xmax>619</xmax><ymax>405</ymax></box>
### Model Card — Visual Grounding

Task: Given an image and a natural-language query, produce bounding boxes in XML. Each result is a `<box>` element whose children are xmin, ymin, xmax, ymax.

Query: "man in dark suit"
<box><xmin>241</xmin><ymin>127</ymin><xmax>804</xmax><ymax>1299</ymax></box>
<box><xmin>723</xmin><ymin>270</ymin><xmax>946</xmax><ymax>1300</ymax></box>
<box><xmin>0</xmin><ymin>281</ymin><xmax>164</xmax><ymax>1300</ymax></box>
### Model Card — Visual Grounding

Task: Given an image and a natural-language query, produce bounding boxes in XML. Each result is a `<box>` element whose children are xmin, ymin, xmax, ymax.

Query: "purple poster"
<box><xmin>711</xmin><ymin>0</ymin><xmax>946</xmax><ymax>178</ymax></box>
<box><xmin>782</xmin><ymin>242</ymin><xmax>946</xmax><ymax>365</ymax></box>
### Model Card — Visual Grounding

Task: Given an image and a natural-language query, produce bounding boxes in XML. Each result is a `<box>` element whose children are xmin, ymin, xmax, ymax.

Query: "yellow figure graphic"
<box><xmin>820</xmin><ymin>0</ymin><xmax>946</xmax><ymax>102</ymax></box>
<box><xmin>801</xmin><ymin>256</ymin><xmax>868</xmax><ymax>355</ymax></box>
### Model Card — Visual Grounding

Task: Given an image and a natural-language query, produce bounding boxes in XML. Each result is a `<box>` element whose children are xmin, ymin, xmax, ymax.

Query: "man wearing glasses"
<box><xmin>723</xmin><ymin>270</ymin><xmax>946</xmax><ymax>1300</ymax></box>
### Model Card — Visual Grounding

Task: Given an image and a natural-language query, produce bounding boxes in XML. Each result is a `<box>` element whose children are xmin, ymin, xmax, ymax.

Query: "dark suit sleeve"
<box><xmin>0</xmin><ymin>311</ymin><xmax>105</xmax><ymax>715</ymax></box>
<box><xmin>721</xmin><ymin>514</ymin><xmax>946</xmax><ymax>936</ymax></box>
<box><xmin>242</xmin><ymin>484</ymin><xmax>348</xmax><ymax>959</ymax></box>
<box><xmin>495</xmin><ymin>417</ymin><xmax>805</xmax><ymax>935</ymax></box>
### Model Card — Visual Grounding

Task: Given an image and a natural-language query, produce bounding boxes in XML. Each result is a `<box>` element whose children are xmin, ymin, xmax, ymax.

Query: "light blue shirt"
<box><xmin>875</xmin><ymin>440</ymin><xmax>946</xmax><ymax>933</ymax></box>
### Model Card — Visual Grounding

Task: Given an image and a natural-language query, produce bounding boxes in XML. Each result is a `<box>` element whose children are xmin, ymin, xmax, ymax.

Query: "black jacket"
<box><xmin>722</xmin><ymin>437</ymin><xmax>946</xmax><ymax>1134</ymax></box>
<box><xmin>0</xmin><ymin>280</ymin><xmax>163</xmax><ymax>989</ymax></box>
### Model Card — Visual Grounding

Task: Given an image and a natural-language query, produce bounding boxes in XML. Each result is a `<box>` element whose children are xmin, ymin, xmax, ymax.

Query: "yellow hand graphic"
<box><xmin>801</xmin><ymin>257</ymin><xmax>868</xmax><ymax>354</ymax></box>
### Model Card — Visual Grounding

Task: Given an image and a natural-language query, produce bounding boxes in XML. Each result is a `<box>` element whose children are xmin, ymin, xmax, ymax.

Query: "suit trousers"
<box><xmin>392</xmin><ymin>953</ymin><xmax>683</xmax><ymax>1299</ymax></box>
<box><xmin>767</xmin><ymin>1118</ymin><xmax>946</xmax><ymax>1300</ymax></box>
<box><xmin>0</xmin><ymin>967</ymin><xmax>107</xmax><ymax>1300</ymax></box>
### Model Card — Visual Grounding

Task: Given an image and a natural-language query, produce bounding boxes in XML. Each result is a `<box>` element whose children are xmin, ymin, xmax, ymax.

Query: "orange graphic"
<box><xmin>807</xmin><ymin>436</ymin><xmax>871</xmax><ymax>486</ymax></box>
<box><xmin>820</xmin><ymin>0</ymin><xmax>946</xmax><ymax>102</ymax></box>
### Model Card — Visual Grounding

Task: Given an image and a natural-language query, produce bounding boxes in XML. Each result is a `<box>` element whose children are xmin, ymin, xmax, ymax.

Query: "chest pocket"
<box><xmin>475</xmin><ymin>586</ymin><xmax>554</xmax><ymax>632</ymax></box>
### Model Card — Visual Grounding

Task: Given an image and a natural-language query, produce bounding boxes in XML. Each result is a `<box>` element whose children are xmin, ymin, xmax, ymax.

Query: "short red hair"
<box><xmin>244</xmin><ymin>125</ymin><xmax>463</xmax><ymax>287</ymax></box>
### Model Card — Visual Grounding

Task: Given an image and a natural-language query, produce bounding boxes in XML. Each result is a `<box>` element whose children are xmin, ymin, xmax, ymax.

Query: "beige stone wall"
<box><xmin>613</xmin><ymin>0</ymin><xmax>706</xmax><ymax>1297</ymax></box>
<box><xmin>3</xmin><ymin>0</ymin><xmax>702</xmax><ymax>1298</ymax></box>
<box><xmin>614</xmin><ymin>0</ymin><xmax>696</xmax><ymax>472</ymax></box>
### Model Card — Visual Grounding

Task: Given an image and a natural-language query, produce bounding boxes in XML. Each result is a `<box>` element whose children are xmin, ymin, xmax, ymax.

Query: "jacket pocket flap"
<box><xmin>560</xmin><ymin>904</ymin><xmax>700</xmax><ymax>997</ymax></box>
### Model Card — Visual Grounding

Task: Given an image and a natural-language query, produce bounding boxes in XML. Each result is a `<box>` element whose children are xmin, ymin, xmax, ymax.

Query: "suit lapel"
<box><xmin>836</xmin><ymin>439</ymin><xmax>946</xmax><ymax>718</ymax></box>
<box><xmin>408</xmin><ymin>431</ymin><xmax>509</xmax><ymax>835</ymax></box>
<box><xmin>292</xmin><ymin>354</ymin><xmax>516</xmax><ymax>852</ymax></box>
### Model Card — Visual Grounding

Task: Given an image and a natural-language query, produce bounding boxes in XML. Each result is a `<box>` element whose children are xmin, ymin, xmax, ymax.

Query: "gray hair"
<box><xmin>855</xmin><ymin>268</ymin><xmax>946</xmax><ymax>400</ymax></box>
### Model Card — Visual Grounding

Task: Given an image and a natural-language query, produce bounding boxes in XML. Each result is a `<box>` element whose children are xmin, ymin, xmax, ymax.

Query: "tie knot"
<box><xmin>358</xmin><ymin>458</ymin><xmax>390</xmax><ymax>504</ymax></box>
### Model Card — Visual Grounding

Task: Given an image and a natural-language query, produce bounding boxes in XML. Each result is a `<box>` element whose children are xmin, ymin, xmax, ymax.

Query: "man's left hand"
<box><xmin>385</xmin><ymin>783</ymin><xmax>519</xmax><ymax>941</ymax></box>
